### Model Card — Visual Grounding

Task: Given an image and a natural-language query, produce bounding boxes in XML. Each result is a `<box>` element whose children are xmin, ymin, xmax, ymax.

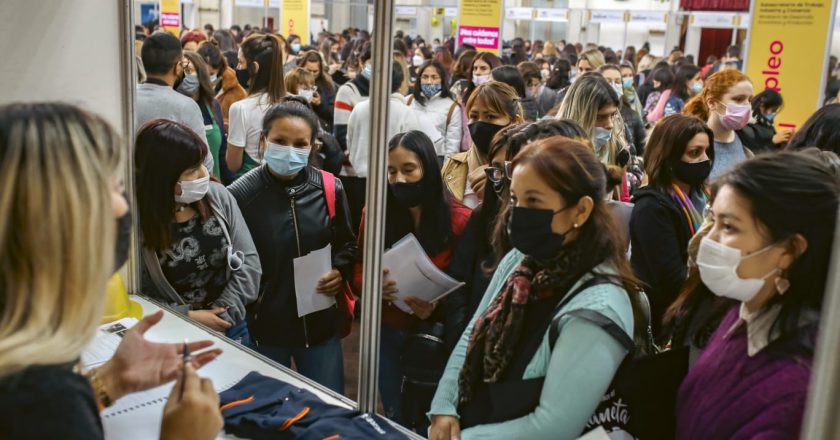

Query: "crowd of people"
<box><xmin>3</xmin><ymin>21</ymin><xmax>840</xmax><ymax>440</ymax></box>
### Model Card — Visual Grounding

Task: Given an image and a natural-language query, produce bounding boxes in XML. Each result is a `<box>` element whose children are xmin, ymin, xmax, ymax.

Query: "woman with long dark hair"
<box><xmin>786</xmin><ymin>103</ymin><xmax>840</xmax><ymax>154</ymax></box>
<box><xmin>408</xmin><ymin>61</ymin><xmax>463</xmax><ymax>161</ymax></box>
<box><xmin>664</xmin><ymin>64</ymin><xmax>702</xmax><ymax>117</ymax></box>
<box><xmin>739</xmin><ymin>89</ymin><xmax>789</xmax><ymax>153</ymax></box>
<box><xmin>430</xmin><ymin>138</ymin><xmax>644</xmax><ymax>439</ymax></box>
<box><xmin>135</xmin><ymin>120</ymin><xmax>261</xmax><ymax>342</ymax></box>
<box><xmin>298</xmin><ymin>50</ymin><xmax>338</xmax><ymax>132</ymax></box>
<box><xmin>451</xmin><ymin>52</ymin><xmax>503</xmax><ymax>106</ymax></box>
<box><xmin>676</xmin><ymin>152</ymin><xmax>839</xmax><ymax>438</ymax></box>
<box><xmin>354</xmin><ymin>131</ymin><xmax>471</xmax><ymax>426</ymax></box>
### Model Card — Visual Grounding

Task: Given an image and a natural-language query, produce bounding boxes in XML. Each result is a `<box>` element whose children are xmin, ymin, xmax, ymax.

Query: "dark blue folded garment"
<box><xmin>219</xmin><ymin>371</ymin><xmax>407</xmax><ymax>439</ymax></box>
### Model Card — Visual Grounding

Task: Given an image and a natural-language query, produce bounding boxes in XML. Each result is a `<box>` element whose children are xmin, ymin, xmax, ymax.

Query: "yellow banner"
<box><xmin>280</xmin><ymin>0</ymin><xmax>310</xmax><ymax>45</ymax></box>
<box><xmin>159</xmin><ymin>0</ymin><xmax>181</xmax><ymax>36</ymax></box>
<box><xmin>457</xmin><ymin>0</ymin><xmax>503</xmax><ymax>54</ymax></box>
<box><xmin>746</xmin><ymin>0</ymin><xmax>836</xmax><ymax>131</ymax></box>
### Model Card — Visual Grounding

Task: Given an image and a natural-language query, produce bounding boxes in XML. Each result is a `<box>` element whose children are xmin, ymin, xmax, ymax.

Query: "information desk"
<box><xmin>98</xmin><ymin>295</ymin><xmax>422</xmax><ymax>439</ymax></box>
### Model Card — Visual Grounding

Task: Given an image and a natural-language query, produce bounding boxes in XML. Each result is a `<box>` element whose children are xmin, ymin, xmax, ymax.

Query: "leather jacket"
<box><xmin>228</xmin><ymin>165</ymin><xmax>357</xmax><ymax>347</ymax></box>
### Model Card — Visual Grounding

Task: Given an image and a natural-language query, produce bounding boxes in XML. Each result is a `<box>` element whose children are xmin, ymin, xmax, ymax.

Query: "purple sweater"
<box><xmin>676</xmin><ymin>306</ymin><xmax>812</xmax><ymax>440</ymax></box>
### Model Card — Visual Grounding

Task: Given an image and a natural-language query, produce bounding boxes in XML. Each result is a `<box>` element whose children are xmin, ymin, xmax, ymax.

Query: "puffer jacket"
<box><xmin>409</xmin><ymin>93</ymin><xmax>463</xmax><ymax>158</ymax></box>
<box><xmin>228</xmin><ymin>165</ymin><xmax>357</xmax><ymax>347</ymax></box>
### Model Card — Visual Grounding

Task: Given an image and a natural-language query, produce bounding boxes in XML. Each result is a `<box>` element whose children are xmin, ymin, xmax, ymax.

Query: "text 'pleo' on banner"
<box><xmin>746</xmin><ymin>0</ymin><xmax>836</xmax><ymax>131</ymax></box>
<box><xmin>279</xmin><ymin>0</ymin><xmax>310</xmax><ymax>44</ymax></box>
<box><xmin>457</xmin><ymin>0</ymin><xmax>503</xmax><ymax>54</ymax></box>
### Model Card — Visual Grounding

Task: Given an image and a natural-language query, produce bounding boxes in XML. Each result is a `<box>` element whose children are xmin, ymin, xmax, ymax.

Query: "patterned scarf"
<box><xmin>457</xmin><ymin>243</ymin><xmax>585</xmax><ymax>409</ymax></box>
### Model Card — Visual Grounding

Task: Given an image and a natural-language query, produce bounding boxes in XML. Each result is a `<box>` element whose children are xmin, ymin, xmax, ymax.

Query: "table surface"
<box><xmin>129</xmin><ymin>295</ymin><xmax>422</xmax><ymax>440</ymax></box>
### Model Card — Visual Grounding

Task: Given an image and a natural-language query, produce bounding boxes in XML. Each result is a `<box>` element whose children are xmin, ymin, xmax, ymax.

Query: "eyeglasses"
<box><xmin>485</xmin><ymin>161</ymin><xmax>514</xmax><ymax>183</ymax></box>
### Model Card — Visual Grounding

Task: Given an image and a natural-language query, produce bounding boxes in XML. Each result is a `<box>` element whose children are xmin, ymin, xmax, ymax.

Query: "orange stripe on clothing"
<box><xmin>279</xmin><ymin>406</ymin><xmax>311</xmax><ymax>431</ymax></box>
<box><xmin>334</xmin><ymin>101</ymin><xmax>353</xmax><ymax>112</ymax></box>
<box><xmin>322</xmin><ymin>435</ymin><xmax>341</xmax><ymax>440</ymax></box>
<box><xmin>220</xmin><ymin>395</ymin><xmax>255</xmax><ymax>411</ymax></box>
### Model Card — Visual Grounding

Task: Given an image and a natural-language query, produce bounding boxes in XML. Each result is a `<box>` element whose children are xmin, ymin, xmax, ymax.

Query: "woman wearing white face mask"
<box><xmin>284</xmin><ymin>67</ymin><xmax>324</xmax><ymax>124</ymax></box>
<box><xmin>673</xmin><ymin>152</ymin><xmax>839</xmax><ymax>439</ymax></box>
<box><xmin>135</xmin><ymin>120</ymin><xmax>262</xmax><ymax>344</ymax></box>
<box><xmin>556</xmin><ymin>73</ymin><xmax>631</xmax><ymax>201</ymax></box>
<box><xmin>684</xmin><ymin>69</ymin><xmax>755</xmax><ymax>180</ymax></box>
<box><xmin>451</xmin><ymin>52</ymin><xmax>502</xmax><ymax>106</ymax></box>
<box><xmin>228</xmin><ymin>102</ymin><xmax>357</xmax><ymax>394</ymax></box>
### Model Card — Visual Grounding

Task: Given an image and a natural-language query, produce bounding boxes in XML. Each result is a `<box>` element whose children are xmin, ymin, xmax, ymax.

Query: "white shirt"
<box><xmin>347</xmin><ymin>93</ymin><xmax>429</xmax><ymax>178</ymax></box>
<box><xmin>410</xmin><ymin>93</ymin><xmax>462</xmax><ymax>157</ymax></box>
<box><xmin>227</xmin><ymin>93</ymin><xmax>272</xmax><ymax>163</ymax></box>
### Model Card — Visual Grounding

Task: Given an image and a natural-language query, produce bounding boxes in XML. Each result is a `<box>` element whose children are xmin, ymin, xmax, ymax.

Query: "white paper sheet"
<box><xmin>382</xmin><ymin>234</ymin><xmax>465</xmax><ymax>314</ymax></box>
<box><xmin>293</xmin><ymin>244</ymin><xmax>337</xmax><ymax>318</ymax></box>
<box><xmin>81</xmin><ymin>318</ymin><xmax>138</xmax><ymax>368</ymax></box>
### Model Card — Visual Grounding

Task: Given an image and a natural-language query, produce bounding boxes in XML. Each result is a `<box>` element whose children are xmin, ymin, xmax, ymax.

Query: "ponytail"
<box><xmin>241</xmin><ymin>33</ymin><xmax>287</xmax><ymax>104</ymax></box>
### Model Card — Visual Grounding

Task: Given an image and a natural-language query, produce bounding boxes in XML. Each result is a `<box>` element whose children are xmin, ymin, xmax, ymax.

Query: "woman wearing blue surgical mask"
<box><xmin>283</xmin><ymin>34</ymin><xmax>303</xmax><ymax>73</ymax></box>
<box><xmin>674</xmin><ymin>152</ymin><xmax>839</xmax><ymax>439</ymax></box>
<box><xmin>555</xmin><ymin>73</ymin><xmax>631</xmax><ymax>200</ymax></box>
<box><xmin>135</xmin><ymin>120</ymin><xmax>262</xmax><ymax>345</ymax></box>
<box><xmin>228</xmin><ymin>101</ymin><xmax>357</xmax><ymax>394</ymax></box>
<box><xmin>619</xmin><ymin>62</ymin><xmax>643</xmax><ymax>117</ymax></box>
<box><xmin>430</xmin><ymin>138</ymin><xmax>645</xmax><ymax>440</ymax></box>
<box><xmin>684</xmin><ymin>69</ymin><xmax>755</xmax><ymax>180</ymax></box>
<box><xmin>408</xmin><ymin>61</ymin><xmax>463</xmax><ymax>163</ymax></box>
<box><xmin>739</xmin><ymin>89</ymin><xmax>790</xmax><ymax>154</ymax></box>
<box><xmin>630</xmin><ymin>114</ymin><xmax>714</xmax><ymax>340</ymax></box>
<box><xmin>664</xmin><ymin>64</ymin><xmax>702</xmax><ymax>117</ymax></box>
<box><xmin>599</xmin><ymin>64</ymin><xmax>647</xmax><ymax>158</ymax></box>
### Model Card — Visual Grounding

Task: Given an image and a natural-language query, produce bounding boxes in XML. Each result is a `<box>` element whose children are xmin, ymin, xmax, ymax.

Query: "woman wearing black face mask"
<box><xmin>442</xmin><ymin>82</ymin><xmax>523</xmax><ymax>209</ymax></box>
<box><xmin>630</xmin><ymin>114</ymin><xmax>714</xmax><ymax>339</ymax></box>
<box><xmin>353</xmin><ymin>131</ymin><xmax>471</xmax><ymax>428</ymax></box>
<box><xmin>430</xmin><ymin>138</ymin><xmax>645</xmax><ymax>440</ymax></box>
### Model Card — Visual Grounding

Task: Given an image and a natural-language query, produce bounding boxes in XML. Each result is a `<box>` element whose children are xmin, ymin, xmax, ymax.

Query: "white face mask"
<box><xmin>175</xmin><ymin>175</ymin><xmax>210</xmax><ymax>204</ymax></box>
<box><xmin>298</xmin><ymin>88</ymin><xmax>315</xmax><ymax>103</ymax></box>
<box><xmin>696</xmin><ymin>236</ymin><xmax>780</xmax><ymax>302</ymax></box>
<box><xmin>412</xmin><ymin>55</ymin><xmax>424</xmax><ymax>67</ymax></box>
<box><xmin>473</xmin><ymin>73</ymin><xmax>490</xmax><ymax>86</ymax></box>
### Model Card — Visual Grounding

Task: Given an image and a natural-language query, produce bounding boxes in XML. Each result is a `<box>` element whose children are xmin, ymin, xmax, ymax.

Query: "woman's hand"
<box><xmin>311</xmin><ymin>92</ymin><xmax>322</xmax><ymax>106</ymax></box>
<box><xmin>429</xmin><ymin>415</ymin><xmax>461</xmax><ymax>440</ymax></box>
<box><xmin>773</xmin><ymin>129</ymin><xmax>793</xmax><ymax>145</ymax></box>
<box><xmin>468</xmin><ymin>166</ymin><xmax>488</xmax><ymax>202</ymax></box>
<box><xmin>97</xmin><ymin>311</ymin><xmax>223</xmax><ymax>401</ymax></box>
<box><xmin>160</xmin><ymin>363</ymin><xmax>223</xmax><ymax>440</ymax></box>
<box><xmin>405</xmin><ymin>296</ymin><xmax>436</xmax><ymax>320</ymax></box>
<box><xmin>189</xmin><ymin>308</ymin><xmax>233</xmax><ymax>332</ymax></box>
<box><xmin>382</xmin><ymin>267</ymin><xmax>399</xmax><ymax>302</ymax></box>
<box><xmin>317</xmin><ymin>268</ymin><xmax>343</xmax><ymax>296</ymax></box>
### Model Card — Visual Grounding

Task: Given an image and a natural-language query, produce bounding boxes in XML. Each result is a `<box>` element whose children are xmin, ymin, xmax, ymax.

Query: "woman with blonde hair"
<box><xmin>684</xmin><ymin>69</ymin><xmax>754</xmax><ymax>179</ymax></box>
<box><xmin>0</xmin><ymin>103</ymin><xmax>222</xmax><ymax>439</ymax></box>
<box><xmin>442</xmin><ymin>81</ymin><xmax>524</xmax><ymax>208</ymax></box>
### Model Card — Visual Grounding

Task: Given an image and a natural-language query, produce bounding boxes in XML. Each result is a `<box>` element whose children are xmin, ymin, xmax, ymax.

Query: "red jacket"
<box><xmin>354</xmin><ymin>200</ymin><xmax>471</xmax><ymax>330</ymax></box>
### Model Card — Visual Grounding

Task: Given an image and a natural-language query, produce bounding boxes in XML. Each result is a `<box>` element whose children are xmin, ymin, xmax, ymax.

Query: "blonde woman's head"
<box><xmin>0</xmin><ymin>103</ymin><xmax>126</xmax><ymax>378</ymax></box>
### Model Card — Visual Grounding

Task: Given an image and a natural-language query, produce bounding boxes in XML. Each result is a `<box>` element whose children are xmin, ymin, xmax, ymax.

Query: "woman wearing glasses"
<box><xmin>446</xmin><ymin>119</ymin><xmax>591</xmax><ymax>349</ymax></box>
<box><xmin>135</xmin><ymin>120</ymin><xmax>262</xmax><ymax>344</ymax></box>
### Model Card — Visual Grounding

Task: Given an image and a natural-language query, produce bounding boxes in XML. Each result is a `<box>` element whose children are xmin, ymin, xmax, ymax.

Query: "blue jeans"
<box><xmin>379</xmin><ymin>326</ymin><xmax>407</xmax><ymax>424</ymax></box>
<box><xmin>224</xmin><ymin>320</ymin><xmax>253</xmax><ymax>348</ymax></box>
<box><xmin>256</xmin><ymin>336</ymin><xmax>345</xmax><ymax>394</ymax></box>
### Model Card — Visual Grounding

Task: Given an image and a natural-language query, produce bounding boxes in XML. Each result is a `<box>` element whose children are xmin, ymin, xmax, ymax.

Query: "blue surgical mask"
<box><xmin>209</xmin><ymin>74</ymin><xmax>218</xmax><ymax>83</ymax></box>
<box><xmin>291</xmin><ymin>43</ymin><xmax>301</xmax><ymax>53</ymax></box>
<box><xmin>766</xmin><ymin>112</ymin><xmax>777</xmax><ymax>122</ymax></box>
<box><xmin>263</xmin><ymin>141</ymin><xmax>311</xmax><ymax>176</ymax></box>
<box><xmin>592</xmin><ymin>127</ymin><xmax>612</xmax><ymax>153</ymax></box>
<box><xmin>691</xmin><ymin>82</ymin><xmax>703</xmax><ymax>94</ymax></box>
<box><xmin>362</xmin><ymin>64</ymin><xmax>373</xmax><ymax>80</ymax></box>
<box><xmin>622</xmin><ymin>77</ymin><xmax>634</xmax><ymax>90</ymax></box>
<box><xmin>421</xmin><ymin>83</ymin><xmax>442</xmax><ymax>97</ymax></box>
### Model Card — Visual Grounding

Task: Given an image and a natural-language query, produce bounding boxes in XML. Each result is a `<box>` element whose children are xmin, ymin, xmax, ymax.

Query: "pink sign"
<box><xmin>160</xmin><ymin>12</ymin><xmax>180</xmax><ymax>28</ymax></box>
<box><xmin>457</xmin><ymin>26</ymin><xmax>500</xmax><ymax>51</ymax></box>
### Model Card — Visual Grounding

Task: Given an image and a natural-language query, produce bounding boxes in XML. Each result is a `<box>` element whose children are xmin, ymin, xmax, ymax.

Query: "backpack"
<box><xmin>320</xmin><ymin>169</ymin><xmax>356</xmax><ymax>338</ymax></box>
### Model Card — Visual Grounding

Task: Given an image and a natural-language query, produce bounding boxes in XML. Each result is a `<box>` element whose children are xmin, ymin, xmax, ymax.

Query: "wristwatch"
<box><xmin>86</xmin><ymin>368</ymin><xmax>114</xmax><ymax>410</ymax></box>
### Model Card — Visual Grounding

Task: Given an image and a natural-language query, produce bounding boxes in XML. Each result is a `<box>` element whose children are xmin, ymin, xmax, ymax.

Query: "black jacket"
<box><xmin>228</xmin><ymin>166</ymin><xmax>357</xmax><ymax>347</ymax></box>
<box><xmin>621</xmin><ymin>103</ymin><xmax>647</xmax><ymax>156</ymax></box>
<box><xmin>738</xmin><ymin>120</ymin><xmax>780</xmax><ymax>154</ymax></box>
<box><xmin>0</xmin><ymin>363</ymin><xmax>102</xmax><ymax>439</ymax></box>
<box><xmin>630</xmin><ymin>187</ymin><xmax>692</xmax><ymax>337</ymax></box>
<box><xmin>314</xmin><ymin>78</ymin><xmax>337</xmax><ymax>133</ymax></box>
<box><xmin>445</xmin><ymin>208</ymin><xmax>495</xmax><ymax>350</ymax></box>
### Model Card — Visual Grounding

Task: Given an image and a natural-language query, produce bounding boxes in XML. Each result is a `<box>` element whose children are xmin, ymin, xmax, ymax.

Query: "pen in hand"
<box><xmin>179</xmin><ymin>339</ymin><xmax>191</xmax><ymax>400</ymax></box>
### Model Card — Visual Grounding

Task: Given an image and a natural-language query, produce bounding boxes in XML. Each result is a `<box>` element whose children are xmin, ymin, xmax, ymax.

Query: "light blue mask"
<box><xmin>209</xmin><ymin>74</ymin><xmax>218</xmax><ymax>83</ymax></box>
<box><xmin>765</xmin><ymin>112</ymin><xmax>777</xmax><ymax>122</ymax></box>
<box><xmin>592</xmin><ymin>127</ymin><xmax>613</xmax><ymax>153</ymax></box>
<box><xmin>362</xmin><ymin>64</ymin><xmax>373</xmax><ymax>80</ymax></box>
<box><xmin>291</xmin><ymin>43</ymin><xmax>302</xmax><ymax>53</ymax></box>
<box><xmin>622</xmin><ymin>77</ymin><xmax>634</xmax><ymax>90</ymax></box>
<box><xmin>263</xmin><ymin>141</ymin><xmax>311</xmax><ymax>176</ymax></box>
<box><xmin>421</xmin><ymin>83</ymin><xmax>442</xmax><ymax>97</ymax></box>
<box><xmin>691</xmin><ymin>82</ymin><xmax>703</xmax><ymax>94</ymax></box>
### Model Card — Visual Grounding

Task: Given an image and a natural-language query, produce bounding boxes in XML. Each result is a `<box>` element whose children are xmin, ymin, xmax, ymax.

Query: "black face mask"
<box><xmin>672</xmin><ymin>159</ymin><xmax>712</xmax><ymax>187</ymax></box>
<box><xmin>236</xmin><ymin>68</ymin><xmax>250</xmax><ymax>89</ymax></box>
<box><xmin>114</xmin><ymin>209</ymin><xmax>132</xmax><ymax>274</ymax></box>
<box><xmin>469</xmin><ymin>121</ymin><xmax>506</xmax><ymax>156</ymax></box>
<box><xmin>390</xmin><ymin>181</ymin><xmax>425</xmax><ymax>208</ymax></box>
<box><xmin>507</xmin><ymin>206</ymin><xmax>575</xmax><ymax>260</ymax></box>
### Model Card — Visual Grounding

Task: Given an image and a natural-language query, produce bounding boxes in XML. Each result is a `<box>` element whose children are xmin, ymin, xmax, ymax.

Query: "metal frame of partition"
<box><xmin>121</xmin><ymin>0</ymin><xmax>141</xmax><ymax>295</ymax></box>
